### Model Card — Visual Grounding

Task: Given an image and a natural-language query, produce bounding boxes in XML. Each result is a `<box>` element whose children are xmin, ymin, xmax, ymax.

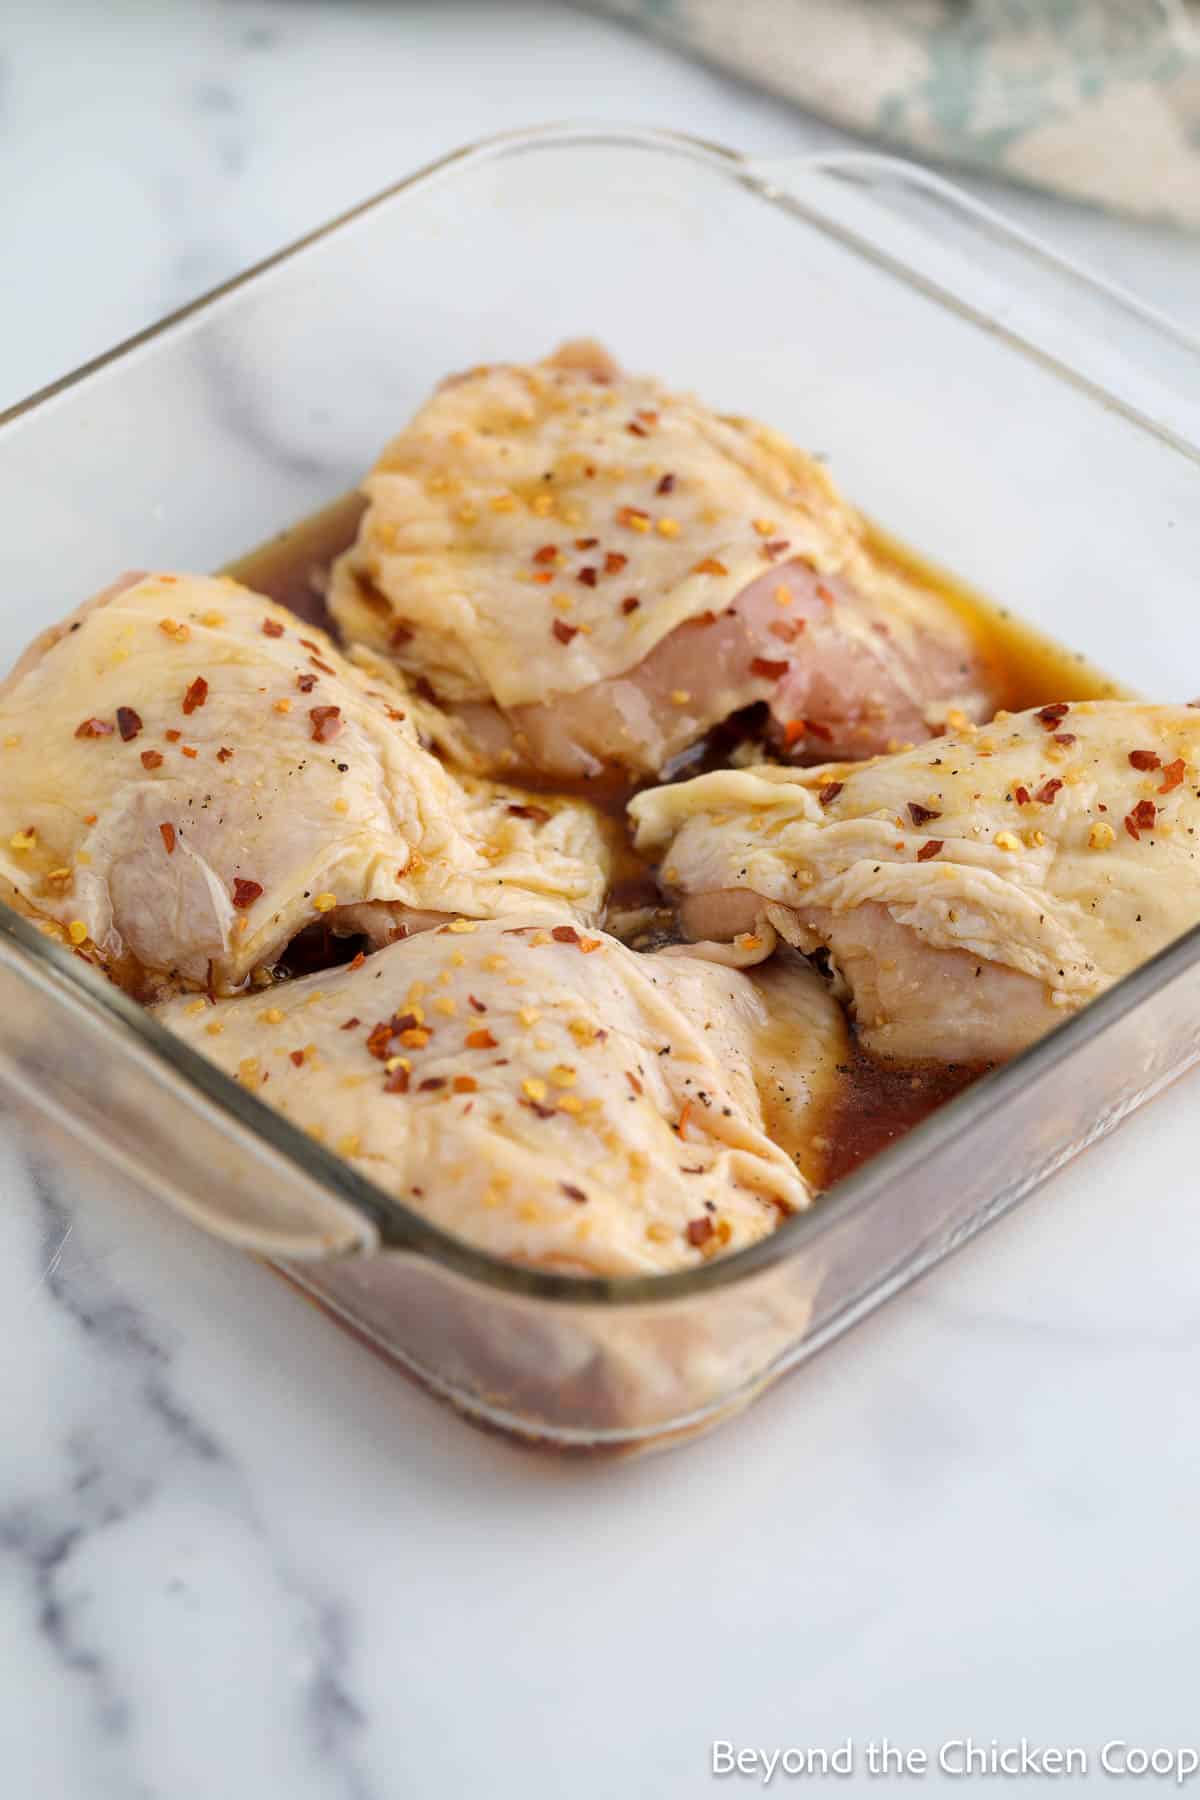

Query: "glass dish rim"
<box><xmin>3</xmin><ymin>120</ymin><xmax>1199</xmax><ymax>1309</ymax></box>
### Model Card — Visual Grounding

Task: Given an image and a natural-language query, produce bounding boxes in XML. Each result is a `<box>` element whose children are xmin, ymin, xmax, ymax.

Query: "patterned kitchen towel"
<box><xmin>582</xmin><ymin>1</ymin><xmax>1200</xmax><ymax>228</ymax></box>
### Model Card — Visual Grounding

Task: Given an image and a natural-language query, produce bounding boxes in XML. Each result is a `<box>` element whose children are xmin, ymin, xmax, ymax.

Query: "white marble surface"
<box><xmin>3</xmin><ymin>4</ymin><xmax>1200</xmax><ymax>1796</ymax></box>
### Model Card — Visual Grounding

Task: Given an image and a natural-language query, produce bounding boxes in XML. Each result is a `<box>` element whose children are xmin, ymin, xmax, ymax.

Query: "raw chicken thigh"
<box><xmin>0</xmin><ymin>573</ymin><xmax>609</xmax><ymax>994</ymax></box>
<box><xmin>631</xmin><ymin>701</ymin><xmax>1200</xmax><ymax>1063</ymax></box>
<box><xmin>156</xmin><ymin>917</ymin><xmax>847</xmax><ymax>1276</ymax></box>
<box><xmin>329</xmin><ymin>342</ymin><xmax>1000</xmax><ymax>780</ymax></box>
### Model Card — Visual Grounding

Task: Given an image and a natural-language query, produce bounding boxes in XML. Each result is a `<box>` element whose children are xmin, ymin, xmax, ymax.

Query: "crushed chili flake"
<box><xmin>532</xmin><ymin>545</ymin><xmax>559</xmax><ymax>564</ymax></box>
<box><xmin>418</xmin><ymin>1077</ymin><xmax>446</xmax><ymax>1093</ymax></box>
<box><xmin>552</xmin><ymin>925</ymin><xmax>581</xmax><ymax>945</ymax></box>
<box><xmin>677</xmin><ymin>1100</ymin><xmax>693</xmax><ymax>1138</ymax></box>
<box><xmin>116</xmin><ymin>707</ymin><xmax>143</xmax><ymax>742</ymax></box>
<box><xmin>621</xmin><ymin>596</ymin><xmax>640</xmax><ymax>615</ymax></box>
<box><xmin>366</xmin><ymin>1021</ymin><xmax>395</xmax><ymax>1059</ymax></box>
<box><xmin>385</xmin><ymin>1066</ymin><xmax>410</xmax><ymax>1094</ymax></box>
<box><xmin>692</xmin><ymin>557</ymin><xmax>728</xmax><ymax>577</ymax></box>
<box><xmin>626</xmin><ymin>420</ymin><xmax>648</xmax><ymax>437</ymax></box>
<box><xmin>262</xmin><ymin>619</ymin><xmax>285</xmax><ymax>638</ymax></box>
<box><xmin>656</xmin><ymin>473</ymin><xmax>675</xmax><ymax>494</ymax></box>
<box><xmin>182</xmin><ymin>677</ymin><xmax>208</xmax><ymax>715</ymax></box>
<box><xmin>290</xmin><ymin>1050</ymin><xmax>306</xmax><ymax>1068</ymax></box>
<box><xmin>917</xmin><ymin>840</ymin><xmax>945</xmax><ymax>862</ymax></box>
<box><xmin>159</xmin><ymin>823</ymin><xmax>176</xmax><ymax>855</ymax></box>
<box><xmin>467</xmin><ymin>994</ymin><xmax>487</xmax><ymax>1014</ymax></box>
<box><xmin>1159</xmin><ymin>757</ymin><xmax>1187</xmax><ymax>793</ymax></box>
<box><xmin>604</xmin><ymin>552</ymin><xmax>627</xmax><ymax>575</ymax></box>
<box><xmin>770</xmin><ymin>618</ymin><xmax>805</xmax><ymax>643</ymax></box>
<box><xmin>140</xmin><ymin>750</ymin><xmax>164</xmax><ymax>771</ymax></box>
<box><xmin>762</xmin><ymin>540</ymin><xmax>790</xmax><ymax>560</ymax></box>
<box><xmin>625</xmin><ymin>1071</ymin><xmax>643</xmax><ymax>1096</ymax></box>
<box><xmin>181</xmin><ymin>746</ymin><xmax>198</xmax><ymax>759</ymax></box>
<box><xmin>75</xmin><ymin>717</ymin><xmax>114</xmax><ymax>739</ymax></box>
<box><xmin>686</xmin><ymin>1217</ymin><xmax>714</xmax><ymax>1249</ymax></box>
<box><xmin>1014</xmin><ymin>785</ymin><xmax>1031</xmax><ymax>806</ymax></box>
<box><xmin>1129</xmin><ymin>750</ymin><xmax>1161</xmax><ymax>771</ymax></box>
<box><xmin>1036</xmin><ymin>703</ymin><xmax>1071</xmax><ymax>730</ymax></box>
<box><xmin>577</xmin><ymin>566</ymin><xmax>598</xmax><ymax>588</ymax></box>
<box><xmin>310</xmin><ymin>657</ymin><xmax>336</xmax><ymax>676</ymax></box>
<box><xmin>466</xmin><ymin>1028</ymin><xmax>498</xmax><ymax>1050</ymax></box>
<box><xmin>806</xmin><ymin>721</ymin><xmax>833</xmax><ymax>742</ymax></box>
<box><xmin>340</xmin><ymin>1017</ymin><xmax>361</xmax><ymax>1031</ymax></box>
<box><xmin>908</xmin><ymin>802</ymin><xmax>941</xmax><ymax>826</ymax></box>
<box><xmin>231</xmin><ymin>878</ymin><xmax>264</xmax><ymax>909</ymax></box>
<box><xmin>782</xmin><ymin>720</ymin><xmax>807</xmax><ymax>749</ymax></box>
<box><xmin>1053</xmin><ymin>733</ymin><xmax>1077</xmax><ymax>747</ymax></box>
<box><xmin>216</xmin><ymin>746</ymin><xmax>234</xmax><ymax>762</ymax></box>
<box><xmin>165</xmin><ymin>729</ymin><xmax>181</xmax><ymax>742</ymax></box>
<box><xmin>749</xmin><ymin>657</ymin><xmax>790</xmax><ymax>680</ymax></box>
<box><xmin>819</xmin><ymin>781</ymin><xmax>843</xmax><ymax>807</ymax></box>
<box><xmin>507</xmin><ymin>803</ymin><xmax>550</xmax><ymax>823</ymax></box>
<box><xmin>296</xmin><ymin>673</ymin><xmax>317</xmax><ymax>693</ymax></box>
<box><xmin>1034</xmin><ymin>778</ymin><xmax>1063</xmax><ymax>805</ymax></box>
<box><xmin>552</xmin><ymin>619</ymin><xmax>578</xmax><ymax>645</ymax></box>
<box><xmin>309</xmin><ymin>705</ymin><xmax>342</xmax><ymax>743</ymax></box>
<box><xmin>1125</xmin><ymin>799</ymin><xmax>1158</xmax><ymax>840</ymax></box>
<box><xmin>389</xmin><ymin>621</ymin><xmax>414</xmax><ymax>647</ymax></box>
<box><xmin>453</xmin><ymin>1075</ymin><xmax>477</xmax><ymax>1094</ymax></box>
<box><xmin>616</xmin><ymin>505</ymin><xmax>651</xmax><ymax>530</ymax></box>
<box><xmin>561</xmin><ymin>1183</ymin><xmax>588</xmax><ymax>1204</ymax></box>
<box><xmin>574</xmin><ymin>537</ymin><xmax>598</xmax><ymax>550</ymax></box>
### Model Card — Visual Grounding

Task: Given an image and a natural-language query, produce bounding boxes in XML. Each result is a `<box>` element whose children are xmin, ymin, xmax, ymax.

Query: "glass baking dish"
<box><xmin>2</xmin><ymin>125</ymin><xmax>1199</xmax><ymax>1455</ymax></box>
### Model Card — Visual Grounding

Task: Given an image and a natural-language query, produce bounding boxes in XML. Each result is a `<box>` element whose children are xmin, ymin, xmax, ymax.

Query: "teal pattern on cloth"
<box><xmin>583</xmin><ymin>0</ymin><xmax>1200</xmax><ymax>228</ymax></box>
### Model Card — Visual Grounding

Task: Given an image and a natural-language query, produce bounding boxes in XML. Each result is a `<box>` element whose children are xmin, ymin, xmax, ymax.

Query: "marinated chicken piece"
<box><xmin>156</xmin><ymin>918</ymin><xmax>847</xmax><ymax>1276</ymax></box>
<box><xmin>329</xmin><ymin>342</ymin><xmax>999</xmax><ymax>780</ymax></box>
<box><xmin>631</xmin><ymin>701</ymin><xmax>1200</xmax><ymax>1063</ymax></box>
<box><xmin>0</xmin><ymin>573</ymin><xmax>609</xmax><ymax>994</ymax></box>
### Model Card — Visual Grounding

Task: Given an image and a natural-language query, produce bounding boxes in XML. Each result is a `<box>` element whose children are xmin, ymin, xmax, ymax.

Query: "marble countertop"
<box><xmin>4</xmin><ymin>5</ymin><xmax>1200</xmax><ymax>1795</ymax></box>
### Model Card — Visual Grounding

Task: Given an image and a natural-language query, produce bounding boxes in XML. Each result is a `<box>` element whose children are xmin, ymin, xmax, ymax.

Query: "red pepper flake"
<box><xmin>296</xmin><ymin>673</ymin><xmax>317</xmax><ymax>693</ymax></box>
<box><xmin>532</xmin><ymin>572</ymin><xmax>554</xmax><ymax>586</ymax></box>
<box><xmin>116</xmin><ymin>707</ymin><xmax>143</xmax><ymax>742</ymax></box>
<box><xmin>347</xmin><ymin>951</ymin><xmax>366</xmax><ymax>972</ymax></box>
<box><xmin>580</xmin><ymin>937</ymin><xmax>602</xmax><ymax>953</ymax></box>
<box><xmin>390</xmin><ymin>621</ymin><xmax>414</xmax><ymax>647</ymax></box>
<box><xmin>577</xmin><ymin>566</ymin><xmax>598</xmax><ymax>587</ymax></box>
<box><xmin>604</xmin><ymin>552</ymin><xmax>627</xmax><ymax>575</ymax></box>
<box><xmin>574</xmin><ymin>537</ymin><xmax>598</xmax><ymax>550</ymax></box>
<box><xmin>656</xmin><ymin>473</ymin><xmax>676</xmax><ymax>495</ymax></box>
<box><xmin>453</xmin><ymin>1075</ymin><xmax>477</xmax><ymax>1094</ymax></box>
<box><xmin>141</xmin><ymin>749</ymin><xmax>164</xmax><ymax>771</ymax></box>
<box><xmin>692</xmin><ymin>557</ymin><xmax>728</xmax><ymax>577</ymax></box>
<box><xmin>466</xmin><ymin>1028</ymin><xmax>498</xmax><ymax>1050</ymax></box>
<box><xmin>626</xmin><ymin>420</ymin><xmax>648</xmax><ymax>437</ymax></box>
<box><xmin>310</xmin><ymin>657</ymin><xmax>336</xmax><ymax>676</ymax></box>
<box><xmin>806</xmin><ymin>721</ymin><xmax>833</xmax><ymax>742</ymax></box>
<box><xmin>1128</xmin><ymin>750</ymin><xmax>1161</xmax><ymax>771</ymax></box>
<box><xmin>159</xmin><ymin>823</ymin><xmax>176</xmax><ymax>855</ymax></box>
<box><xmin>616</xmin><ymin>505</ymin><xmax>650</xmax><ymax>529</ymax></box>
<box><xmin>182</xmin><ymin>677</ymin><xmax>208</xmax><ymax>715</ymax></box>
<box><xmin>1036</xmin><ymin>703</ymin><xmax>1071</xmax><ymax>730</ymax></box>
<box><xmin>181</xmin><ymin>746</ymin><xmax>198</xmax><ymax>759</ymax></box>
<box><xmin>298</xmin><ymin>638</ymin><xmax>321</xmax><ymax>653</ymax></box>
<box><xmin>262</xmin><ymin>619</ymin><xmax>285</xmax><ymax>638</ymax></box>
<box><xmin>677</xmin><ymin>1100</ymin><xmax>693</xmax><ymax>1138</ymax></box>
<box><xmin>1053</xmin><ymin>733</ymin><xmax>1077</xmax><ymax>748</ymax></box>
<box><xmin>468</xmin><ymin>994</ymin><xmax>487</xmax><ymax>1014</ymax></box>
<box><xmin>561</xmin><ymin>1183</ymin><xmax>588</xmax><ymax>1204</ymax></box>
<box><xmin>507</xmin><ymin>803</ymin><xmax>551</xmax><ymax>823</ymax></box>
<box><xmin>75</xmin><ymin>717</ymin><xmax>114</xmax><ymax>739</ymax></box>
<box><xmin>819</xmin><ymin>781</ymin><xmax>843</xmax><ymax>807</ymax></box>
<box><xmin>165</xmin><ymin>729</ymin><xmax>181</xmax><ymax>743</ymax></box>
<box><xmin>762</xmin><ymin>540</ymin><xmax>791</xmax><ymax>561</ymax></box>
<box><xmin>908</xmin><ymin>802</ymin><xmax>941</xmax><ymax>826</ymax></box>
<box><xmin>1034</xmin><ymin>778</ymin><xmax>1063</xmax><ymax>805</ymax></box>
<box><xmin>532</xmin><ymin>545</ymin><xmax>558</xmax><ymax>565</ymax></box>
<box><xmin>770</xmin><ymin>618</ymin><xmax>805</xmax><ymax>643</ymax></box>
<box><xmin>686</xmin><ymin>1217</ymin><xmax>714</xmax><ymax>1249</ymax></box>
<box><xmin>418</xmin><ymin>1077</ymin><xmax>446</xmax><ymax>1093</ymax></box>
<box><xmin>289</xmin><ymin>1050</ymin><xmax>306</xmax><ymax>1068</ymax></box>
<box><xmin>1125</xmin><ymin>799</ymin><xmax>1157</xmax><ymax>840</ymax></box>
<box><xmin>782</xmin><ymin>720</ymin><xmax>807</xmax><ymax>749</ymax></box>
<box><xmin>1159</xmin><ymin>757</ymin><xmax>1186</xmax><ymax>793</ymax></box>
<box><xmin>552</xmin><ymin>925</ymin><xmax>581</xmax><ymax>945</ymax></box>
<box><xmin>552</xmin><ymin>619</ymin><xmax>578</xmax><ymax>645</ymax></box>
<box><xmin>625</xmin><ymin>1070</ymin><xmax>644</xmax><ymax>1097</ymax></box>
<box><xmin>216</xmin><ymin>746</ymin><xmax>234</xmax><ymax>763</ymax></box>
<box><xmin>749</xmin><ymin>657</ymin><xmax>790</xmax><ymax>680</ymax></box>
<box><xmin>1014</xmin><ymin>785</ymin><xmax>1031</xmax><ymax>806</ymax></box>
<box><xmin>309</xmin><ymin>705</ymin><xmax>342</xmax><ymax>743</ymax></box>
<box><xmin>621</xmin><ymin>596</ymin><xmax>640</xmax><ymax>615</ymax></box>
<box><xmin>385</xmin><ymin>1066</ymin><xmax>410</xmax><ymax>1094</ymax></box>
<box><xmin>366</xmin><ymin>1021</ymin><xmax>395</xmax><ymax>1059</ymax></box>
<box><xmin>917</xmin><ymin>840</ymin><xmax>945</xmax><ymax>862</ymax></box>
<box><xmin>340</xmin><ymin>1017</ymin><xmax>361</xmax><ymax>1031</ymax></box>
<box><xmin>231</xmin><ymin>878</ymin><xmax>264</xmax><ymax>909</ymax></box>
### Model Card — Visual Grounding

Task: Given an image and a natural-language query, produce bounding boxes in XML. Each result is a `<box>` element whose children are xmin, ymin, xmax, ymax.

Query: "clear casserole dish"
<box><xmin>2</xmin><ymin>125</ymin><xmax>1199</xmax><ymax>1454</ymax></box>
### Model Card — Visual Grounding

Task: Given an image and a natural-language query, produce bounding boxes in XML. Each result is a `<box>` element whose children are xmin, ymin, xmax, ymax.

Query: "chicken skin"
<box><xmin>631</xmin><ymin>701</ymin><xmax>1200</xmax><ymax>1063</ymax></box>
<box><xmin>0</xmin><ymin>573</ymin><xmax>609</xmax><ymax>994</ymax></box>
<box><xmin>329</xmin><ymin>342</ymin><xmax>1000</xmax><ymax>780</ymax></box>
<box><xmin>156</xmin><ymin>918</ymin><xmax>847</xmax><ymax>1276</ymax></box>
